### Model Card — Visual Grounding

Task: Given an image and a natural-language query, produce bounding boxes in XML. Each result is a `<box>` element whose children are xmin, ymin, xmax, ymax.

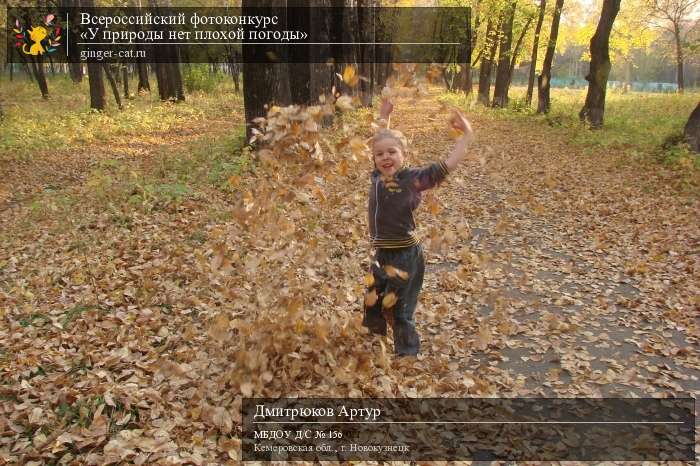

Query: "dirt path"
<box><xmin>396</xmin><ymin>89</ymin><xmax>699</xmax><ymax>397</ymax></box>
<box><xmin>1</xmin><ymin>87</ymin><xmax>698</xmax><ymax>463</ymax></box>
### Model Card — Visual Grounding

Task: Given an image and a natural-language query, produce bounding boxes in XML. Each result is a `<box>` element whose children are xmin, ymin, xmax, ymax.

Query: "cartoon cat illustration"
<box><xmin>23</xmin><ymin>26</ymin><xmax>48</xmax><ymax>55</ymax></box>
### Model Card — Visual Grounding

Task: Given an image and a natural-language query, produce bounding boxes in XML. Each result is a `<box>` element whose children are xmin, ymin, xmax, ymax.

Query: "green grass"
<box><xmin>0</xmin><ymin>74</ymin><xmax>242</xmax><ymax>159</ymax></box>
<box><xmin>0</xmin><ymin>73</ymin><xmax>250</xmax><ymax>224</ymax></box>
<box><xmin>439</xmin><ymin>86</ymin><xmax>700</xmax><ymax>168</ymax></box>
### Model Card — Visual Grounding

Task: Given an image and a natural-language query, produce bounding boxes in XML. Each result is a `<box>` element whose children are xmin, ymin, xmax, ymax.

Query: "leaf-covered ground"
<box><xmin>1</xmin><ymin>84</ymin><xmax>698</xmax><ymax>464</ymax></box>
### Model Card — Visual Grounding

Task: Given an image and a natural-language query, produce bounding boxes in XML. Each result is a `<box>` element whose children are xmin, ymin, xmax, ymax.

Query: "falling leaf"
<box><xmin>385</xmin><ymin>265</ymin><xmax>409</xmax><ymax>280</ymax></box>
<box><xmin>342</xmin><ymin>65</ymin><xmax>360</xmax><ymax>87</ymax></box>
<box><xmin>364</xmin><ymin>289</ymin><xmax>378</xmax><ymax>307</ymax></box>
<box><xmin>208</xmin><ymin>313</ymin><xmax>230</xmax><ymax>342</ymax></box>
<box><xmin>382</xmin><ymin>292</ymin><xmax>397</xmax><ymax>309</ymax></box>
<box><xmin>475</xmin><ymin>320</ymin><xmax>491</xmax><ymax>350</ymax></box>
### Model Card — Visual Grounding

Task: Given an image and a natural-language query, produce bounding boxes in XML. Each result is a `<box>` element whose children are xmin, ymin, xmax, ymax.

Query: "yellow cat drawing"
<box><xmin>23</xmin><ymin>26</ymin><xmax>48</xmax><ymax>55</ymax></box>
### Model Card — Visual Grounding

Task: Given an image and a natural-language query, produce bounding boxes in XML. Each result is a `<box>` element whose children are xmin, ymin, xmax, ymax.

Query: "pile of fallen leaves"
<box><xmin>3</xmin><ymin>62</ymin><xmax>698</xmax><ymax>464</ymax></box>
<box><xmin>0</xmin><ymin>65</ymin><xmax>488</xmax><ymax>465</ymax></box>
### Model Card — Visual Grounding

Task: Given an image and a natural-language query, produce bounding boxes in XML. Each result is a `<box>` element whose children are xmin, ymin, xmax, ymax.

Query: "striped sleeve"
<box><xmin>409</xmin><ymin>161</ymin><xmax>450</xmax><ymax>192</ymax></box>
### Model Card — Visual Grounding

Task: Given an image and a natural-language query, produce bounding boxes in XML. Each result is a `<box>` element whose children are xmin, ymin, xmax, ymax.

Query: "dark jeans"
<box><xmin>362</xmin><ymin>244</ymin><xmax>425</xmax><ymax>356</ymax></box>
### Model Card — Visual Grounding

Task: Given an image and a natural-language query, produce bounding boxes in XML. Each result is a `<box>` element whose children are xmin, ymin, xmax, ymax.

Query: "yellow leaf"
<box><xmin>349</xmin><ymin>136</ymin><xmax>367</xmax><ymax>156</ymax></box>
<box><xmin>208</xmin><ymin>313</ymin><xmax>230</xmax><ymax>342</ymax></box>
<box><xmin>448</xmin><ymin>128</ymin><xmax>464</xmax><ymax>140</ymax></box>
<box><xmin>382</xmin><ymin>292</ymin><xmax>397</xmax><ymax>309</ymax></box>
<box><xmin>385</xmin><ymin>265</ymin><xmax>409</xmax><ymax>280</ymax></box>
<box><xmin>364</xmin><ymin>289</ymin><xmax>378</xmax><ymax>307</ymax></box>
<box><xmin>240</xmin><ymin>382</ymin><xmax>254</xmax><ymax>397</ymax></box>
<box><xmin>342</xmin><ymin>65</ymin><xmax>359</xmax><ymax>87</ymax></box>
<box><xmin>338</xmin><ymin>159</ymin><xmax>350</xmax><ymax>176</ymax></box>
<box><xmin>475</xmin><ymin>320</ymin><xmax>491</xmax><ymax>350</ymax></box>
<box><xmin>494</xmin><ymin>216</ymin><xmax>508</xmax><ymax>235</ymax></box>
<box><xmin>211</xmin><ymin>244</ymin><xmax>226</xmax><ymax>272</ymax></box>
<box><xmin>212</xmin><ymin>407</ymin><xmax>233</xmax><ymax>434</ymax></box>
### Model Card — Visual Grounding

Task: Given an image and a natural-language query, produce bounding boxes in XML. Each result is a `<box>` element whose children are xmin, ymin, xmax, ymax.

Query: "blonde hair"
<box><xmin>369</xmin><ymin>129</ymin><xmax>408</xmax><ymax>154</ymax></box>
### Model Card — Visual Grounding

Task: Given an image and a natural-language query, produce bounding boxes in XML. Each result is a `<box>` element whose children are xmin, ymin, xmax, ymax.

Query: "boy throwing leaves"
<box><xmin>362</xmin><ymin>98</ymin><xmax>474</xmax><ymax>356</ymax></box>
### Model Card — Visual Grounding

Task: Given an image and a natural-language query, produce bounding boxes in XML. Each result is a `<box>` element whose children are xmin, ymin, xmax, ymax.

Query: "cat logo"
<box><xmin>13</xmin><ymin>14</ymin><xmax>62</xmax><ymax>56</ymax></box>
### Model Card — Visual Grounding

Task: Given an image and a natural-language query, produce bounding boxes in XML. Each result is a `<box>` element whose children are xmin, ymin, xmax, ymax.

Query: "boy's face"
<box><xmin>372</xmin><ymin>137</ymin><xmax>405</xmax><ymax>177</ymax></box>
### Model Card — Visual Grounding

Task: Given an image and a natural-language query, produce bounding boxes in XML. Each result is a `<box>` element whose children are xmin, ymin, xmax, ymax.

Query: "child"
<box><xmin>362</xmin><ymin>98</ymin><xmax>474</xmax><ymax>356</ymax></box>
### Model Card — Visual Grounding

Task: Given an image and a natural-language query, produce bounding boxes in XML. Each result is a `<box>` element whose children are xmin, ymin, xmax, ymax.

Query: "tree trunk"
<box><xmin>242</xmin><ymin>0</ymin><xmax>291</xmax><ymax>142</ymax></box>
<box><xmin>493</xmin><ymin>2</ymin><xmax>517</xmax><ymax>108</ymax></box>
<box><xmin>461</xmin><ymin>64</ymin><xmax>473</xmax><ymax>95</ymax></box>
<box><xmin>67</xmin><ymin>1</ymin><xmax>84</xmax><ymax>83</ymax></box>
<box><xmin>356</xmin><ymin>0</ymin><xmax>374</xmax><ymax>107</ymax></box>
<box><xmin>17</xmin><ymin>52</ymin><xmax>34</xmax><ymax>82</ymax></box>
<box><xmin>508</xmin><ymin>16</ymin><xmax>533</xmax><ymax>87</ymax></box>
<box><xmin>477</xmin><ymin>19</ymin><xmax>498</xmax><ymax>105</ymax></box>
<box><xmin>169</xmin><ymin>62</ymin><xmax>185</xmax><ymax>102</ymax></box>
<box><xmin>684</xmin><ymin>101</ymin><xmax>700</xmax><ymax>152</ymax></box>
<box><xmin>64</xmin><ymin>0</ymin><xmax>83</xmax><ymax>82</ymax></box>
<box><xmin>31</xmin><ymin>57</ymin><xmax>50</xmax><ymax>99</ymax></box>
<box><xmin>154</xmin><ymin>64</ymin><xmax>170</xmax><ymax>101</ymax></box>
<box><xmin>150</xmin><ymin>0</ymin><xmax>184</xmax><ymax>102</ymax></box>
<box><xmin>137</xmin><ymin>63</ymin><xmax>150</xmax><ymax>92</ymax></box>
<box><xmin>443</xmin><ymin>67</ymin><xmax>455</xmax><ymax>91</ymax></box>
<box><xmin>69</xmin><ymin>64</ymin><xmax>83</xmax><ymax>83</ymax></box>
<box><xmin>525</xmin><ymin>0</ymin><xmax>547</xmax><ymax>107</ymax></box>
<box><xmin>579</xmin><ymin>0</ymin><xmax>621</xmax><ymax>128</ymax></box>
<box><xmin>122</xmin><ymin>66</ymin><xmax>130</xmax><ymax>98</ymax></box>
<box><xmin>87</xmin><ymin>63</ymin><xmax>106</xmax><ymax>110</ymax></box>
<box><xmin>624</xmin><ymin>59</ymin><xmax>632</xmax><ymax>92</ymax></box>
<box><xmin>229</xmin><ymin>52</ymin><xmax>241</xmax><ymax>93</ymax></box>
<box><xmin>460</xmin><ymin>2</ymin><xmax>479</xmax><ymax>96</ymax></box>
<box><xmin>674</xmin><ymin>25</ymin><xmax>684</xmax><ymax>93</ymax></box>
<box><xmin>537</xmin><ymin>0</ymin><xmax>564</xmax><ymax>114</ymax></box>
<box><xmin>103</xmin><ymin>64</ymin><xmax>123</xmax><ymax>109</ymax></box>
<box><xmin>287</xmin><ymin>2</ymin><xmax>312</xmax><ymax>105</ymax></box>
<box><xmin>309</xmin><ymin>1</ymin><xmax>333</xmax><ymax>109</ymax></box>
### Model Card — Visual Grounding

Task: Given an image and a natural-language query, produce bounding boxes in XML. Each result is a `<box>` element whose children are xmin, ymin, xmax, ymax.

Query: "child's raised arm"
<box><xmin>375</xmin><ymin>97</ymin><xmax>394</xmax><ymax>130</ymax></box>
<box><xmin>444</xmin><ymin>110</ymin><xmax>474</xmax><ymax>172</ymax></box>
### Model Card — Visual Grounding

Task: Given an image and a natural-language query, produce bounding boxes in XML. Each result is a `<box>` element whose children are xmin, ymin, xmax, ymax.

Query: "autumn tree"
<box><xmin>492</xmin><ymin>0</ymin><xmax>517</xmax><ymax>107</ymax></box>
<box><xmin>242</xmin><ymin>0</ymin><xmax>291</xmax><ymax>141</ymax></box>
<box><xmin>87</xmin><ymin>62</ymin><xmax>106</xmax><ymax>110</ymax></box>
<box><xmin>131</xmin><ymin>0</ymin><xmax>150</xmax><ymax>92</ymax></box>
<box><xmin>579</xmin><ymin>0</ymin><xmax>621</xmax><ymax>128</ymax></box>
<box><xmin>537</xmin><ymin>0</ymin><xmax>564</xmax><ymax>113</ymax></box>
<box><xmin>461</xmin><ymin>0</ymin><xmax>481</xmax><ymax>95</ymax></box>
<box><xmin>478</xmin><ymin>18</ymin><xmax>499</xmax><ymax>105</ymax></box>
<box><xmin>526</xmin><ymin>0</ymin><xmax>546</xmax><ymax>106</ymax></box>
<box><xmin>439</xmin><ymin>0</ymin><xmax>479</xmax><ymax>95</ymax></box>
<box><xmin>103</xmin><ymin>64</ymin><xmax>123</xmax><ymax>110</ymax></box>
<box><xmin>509</xmin><ymin>15</ymin><xmax>533</xmax><ymax>84</ymax></box>
<box><xmin>65</xmin><ymin>0</ymin><xmax>83</xmax><ymax>84</ymax></box>
<box><xmin>150</xmin><ymin>0</ymin><xmax>185</xmax><ymax>102</ymax></box>
<box><xmin>122</xmin><ymin>65</ymin><xmax>130</xmax><ymax>98</ymax></box>
<box><xmin>610</xmin><ymin>0</ymin><xmax>657</xmax><ymax>90</ymax></box>
<box><xmin>645</xmin><ymin>0</ymin><xmax>700</xmax><ymax>92</ymax></box>
<box><xmin>20</xmin><ymin>10</ymin><xmax>50</xmax><ymax>99</ymax></box>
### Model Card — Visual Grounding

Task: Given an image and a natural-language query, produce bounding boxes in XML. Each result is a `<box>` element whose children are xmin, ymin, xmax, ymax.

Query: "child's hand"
<box><xmin>444</xmin><ymin>110</ymin><xmax>475</xmax><ymax>172</ymax></box>
<box><xmin>379</xmin><ymin>98</ymin><xmax>394</xmax><ymax>120</ymax></box>
<box><xmin>449</xmin><ymin>110</ymin><xmax>473</xmax><ymax>141</ymax></box>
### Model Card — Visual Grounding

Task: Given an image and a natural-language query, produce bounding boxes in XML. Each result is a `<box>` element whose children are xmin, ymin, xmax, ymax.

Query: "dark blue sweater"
<box><xmin>368</xmin><ymin>161</ymin><xmax>449</xmax><ymax>249</ymax></box>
